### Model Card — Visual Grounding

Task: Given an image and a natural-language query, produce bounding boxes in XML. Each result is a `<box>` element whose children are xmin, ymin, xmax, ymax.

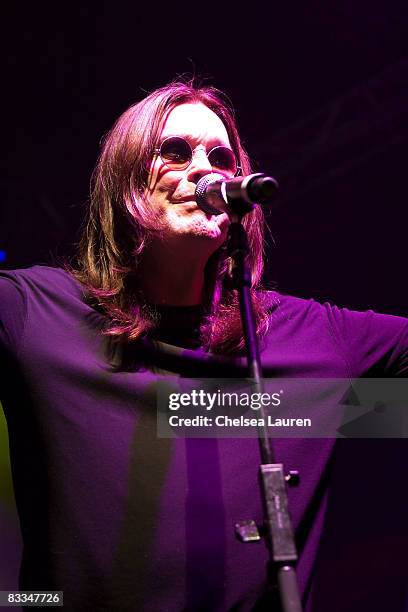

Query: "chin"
<box><xmin>167</xmin><ymin>209</ymin><xmax>230</xmax><ymax>241</ymax></box>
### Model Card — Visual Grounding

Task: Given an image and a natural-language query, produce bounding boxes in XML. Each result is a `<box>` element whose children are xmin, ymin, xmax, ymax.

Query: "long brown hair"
<box><xmin>71</xmin><ymin>80</ymin><xmax>270</xmax><ymax>353</ymax></box>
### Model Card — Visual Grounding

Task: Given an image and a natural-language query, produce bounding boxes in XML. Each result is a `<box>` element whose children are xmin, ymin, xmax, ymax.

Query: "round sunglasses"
<box><xmin>154</xmin><ymin>136</ymin><xmax>241</xmax><ymax>177</ymax></box>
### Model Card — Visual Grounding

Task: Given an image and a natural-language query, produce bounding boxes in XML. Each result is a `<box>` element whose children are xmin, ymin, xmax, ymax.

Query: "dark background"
<box><xmin>1</xmin><ymin>1</ymin><xmax>407</xmax><ymax>314</ymax></box>
<box><xmin>1</xmin><ymin>2</ymin><xmax>408</xmax><ymax>610</ymax></box>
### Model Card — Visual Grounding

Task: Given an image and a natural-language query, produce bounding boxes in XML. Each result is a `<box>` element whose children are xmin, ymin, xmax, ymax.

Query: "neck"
<box><xmin>138</xmin><ymin>241</ymin><xmax>208</xmax><ymax>306</ymax></box>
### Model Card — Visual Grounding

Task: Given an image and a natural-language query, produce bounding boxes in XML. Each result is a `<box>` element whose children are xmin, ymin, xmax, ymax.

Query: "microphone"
<box><xmin>195</xmin><ymin>172</ymin><xmax>279</xmax><ymax>216</ymax></box>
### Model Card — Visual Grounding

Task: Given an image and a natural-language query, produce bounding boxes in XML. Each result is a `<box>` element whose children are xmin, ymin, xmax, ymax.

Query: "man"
<box><xmin>0</xmin><ymin>81</ymin><xmax>407</xmax><ymax>611</ymax></box>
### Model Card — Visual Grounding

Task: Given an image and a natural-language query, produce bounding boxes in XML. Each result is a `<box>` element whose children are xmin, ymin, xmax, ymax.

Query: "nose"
<box><xmin>186</xmin><ymin>148</ymin><xmax>213</xmax><ymax>184</ymax></box>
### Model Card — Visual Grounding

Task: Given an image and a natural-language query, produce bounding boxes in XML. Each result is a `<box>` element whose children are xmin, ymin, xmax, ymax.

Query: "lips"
<box><xmin>171</xmin><ymin>197</ymin><xmax>196</xmax><ymax>204</ymax></box>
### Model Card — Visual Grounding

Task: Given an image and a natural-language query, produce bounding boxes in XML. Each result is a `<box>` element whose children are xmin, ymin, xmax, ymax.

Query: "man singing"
<box><xmin>1</xmin><ymin>80</ymin><xmax>407</xmax><ymax>611</ymax></box>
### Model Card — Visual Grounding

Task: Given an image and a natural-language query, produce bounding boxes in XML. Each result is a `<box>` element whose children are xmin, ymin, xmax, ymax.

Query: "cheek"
<box><xmin>147</xmin><ymin>164</ymin><xmax>181</xmax><ymax>199</ymax></box>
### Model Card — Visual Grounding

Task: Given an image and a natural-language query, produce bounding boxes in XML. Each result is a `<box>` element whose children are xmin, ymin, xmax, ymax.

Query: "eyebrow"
<box><xmin>159</xmin><ymin>135</ymin><xmax>232</xmax><ymax>149</ymax></box>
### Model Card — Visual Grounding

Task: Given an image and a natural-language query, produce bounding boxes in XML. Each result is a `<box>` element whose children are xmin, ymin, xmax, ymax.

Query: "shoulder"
<box><xmin>0</xmin><ymin>266</ymin><xmax>87</xmax><ymax>353</ymax></box>
<box><xmin>0</xmin><ymin>265</ymin><xmax>83</xmax><ymax>296</ymax></box>
<box><xmin>0</xmin><ymin>266</ymin><xmax>93</xmax><ymax>354</ymax></box>
<box><xmin>262</xmin><ymin>289</ymin><xmax>407</xmax><ymax>331</ymax></box>
<box><xmin>261</xmin><ymin>289</ymin><xmax>407</xmax><ymax>376</ymax></box>
<box><xmin>261</xmin><ymin>289</ymin><xmax>331</xmax><ymax>323</ymax></box>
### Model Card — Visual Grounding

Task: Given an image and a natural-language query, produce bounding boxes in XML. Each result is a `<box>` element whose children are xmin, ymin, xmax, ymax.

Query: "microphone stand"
<box><xmin>227</xmin><ymin>213</ymin><xmax>303</xmax><ymax>612</ymax></box>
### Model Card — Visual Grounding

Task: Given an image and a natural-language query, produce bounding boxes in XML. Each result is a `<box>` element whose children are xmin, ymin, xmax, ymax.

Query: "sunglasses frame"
<box><xmin>154</xmin><ymin>136</ymin><xmax>242</xmax><ymax>178</ymax></box>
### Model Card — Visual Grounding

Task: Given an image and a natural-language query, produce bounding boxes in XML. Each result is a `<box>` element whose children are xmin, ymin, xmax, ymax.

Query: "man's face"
<box><xmin>145</xmin><ymin>103</ymin><xmax>232</xmax><ymax>252</ymax></box>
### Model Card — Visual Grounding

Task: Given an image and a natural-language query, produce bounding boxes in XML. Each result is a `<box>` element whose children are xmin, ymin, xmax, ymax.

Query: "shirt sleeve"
<box><xmin>0</xmin><ymin>270</ymin><xmax>28</xmax><ymax>355</ymax></box>
<box><xmin>324</xmin><ymin>303</ymin><xmax>408</xmax><ymax>377</ymax></box>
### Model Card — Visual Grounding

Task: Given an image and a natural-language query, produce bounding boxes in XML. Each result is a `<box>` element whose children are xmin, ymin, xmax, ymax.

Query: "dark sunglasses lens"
<box><xmin>208</xmin><ymin>146</ymin><xmax>237</xmax><ymax>175</ymax></box>
<box><xmin>160</xmin><ymin>137</ymin><xmax>191</xmax><ymax>168</ymax></box>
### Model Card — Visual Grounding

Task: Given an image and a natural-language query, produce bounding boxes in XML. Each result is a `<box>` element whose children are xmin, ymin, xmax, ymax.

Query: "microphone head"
<box><xmin>195</xmin><ymin>173</ymin><xmax>226</xmax><ymax>215</ymax></box>
<box><xmin>249</xmin><ymin>175</ymin><xmax>279</xmax><ymax>203</ymax></box>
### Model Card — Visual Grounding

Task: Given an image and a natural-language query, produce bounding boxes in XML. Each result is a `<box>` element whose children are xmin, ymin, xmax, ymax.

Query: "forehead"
<box><xmin>159</xmin><ymin>102</ymin><xmax>230</xmax><ymax>145</ymax></box>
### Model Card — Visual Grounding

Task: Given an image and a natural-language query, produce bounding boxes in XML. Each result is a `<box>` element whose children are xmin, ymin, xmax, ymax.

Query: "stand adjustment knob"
<box><xmin>285</xmin><ymin>471</ymin><xmax>300</xmax><ymax>486</ymax></box>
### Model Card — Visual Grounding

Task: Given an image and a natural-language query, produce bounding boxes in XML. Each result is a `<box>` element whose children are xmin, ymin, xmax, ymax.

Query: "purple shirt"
<box><xmin>0</xmin><ymin>266</ymin><xmax>407</xmax><ymax>611</ymax></box>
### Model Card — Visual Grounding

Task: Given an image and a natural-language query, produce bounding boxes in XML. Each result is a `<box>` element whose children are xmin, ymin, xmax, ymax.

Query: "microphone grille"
<box><xmin>195</xmin><ymin>172</ymin><xmax>225</xmax><ymax>214</ymax></box>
